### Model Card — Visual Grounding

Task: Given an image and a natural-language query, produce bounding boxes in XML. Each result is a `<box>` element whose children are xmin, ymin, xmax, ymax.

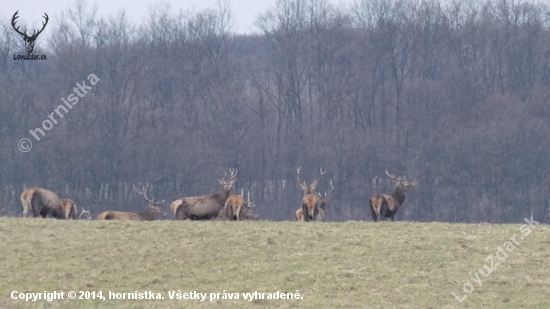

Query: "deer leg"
<box><xmin>370</xmin><ymin>207</ymin><xmax>378</xmax><ymax>222</ymax></box>
<box><xmin>379</xmin><ymin>208</ymin><xmax>387</xmax><ymax>222</ymax></box>
<box><xmin>175</xmin><ymin>209</ymin><xmax>187</xmax><ymax>221</ymax></box>
<box><xmin>40</xmin><ymin>207</ymin><xmax>49</xmax><ymax>218</ymax></box>
<box><xmin>390</xmin><ymin>213</ymin><xmax>395</xmax><ymax>222</ymax></box>
<box><xmin>226</xmin><ymin>206</ymin><xmax>234</xmax><ymax>221</ymax></box>
<box><xmin>31</xmin><ymin>203</ymin><xmax>41</xmax><ymax>217</ymax></box>
<box><xmin>301</xmin><ymin>205</ymin><xmax>309</xmax><ymax>222</ymax></box>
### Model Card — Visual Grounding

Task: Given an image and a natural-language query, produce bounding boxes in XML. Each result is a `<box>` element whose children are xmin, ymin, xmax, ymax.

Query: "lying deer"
<box><xmin>224</xmin><ymin>189</ymin><xmax>257</xmax><ymax>221</ymax></box>
<box><xmin>172</xmin><ymin>169</ymin><xmax>238</xmax><ymax>220</ymax></box>
<box><xmin>98</xmin><ymin>185</ymin><xmax>166</xmax><ymax>221</ymax></box>
<box><xmin>60</xmin><ymin>199</ymin><xmax>91</xmax><ymax>220</ymax></box>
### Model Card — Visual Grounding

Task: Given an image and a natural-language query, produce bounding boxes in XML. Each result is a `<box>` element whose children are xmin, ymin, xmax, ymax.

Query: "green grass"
<box><xmin>0</xmin><ymin>218</ymin><xmax>549</xmax><ymax>308</ymax></box>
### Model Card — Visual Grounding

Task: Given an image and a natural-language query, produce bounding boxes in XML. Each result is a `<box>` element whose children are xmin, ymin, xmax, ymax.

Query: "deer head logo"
<box><xmin>11</xmin><ymin>11</ymin><xmax>49</xmax><ymax>54</ymax></box>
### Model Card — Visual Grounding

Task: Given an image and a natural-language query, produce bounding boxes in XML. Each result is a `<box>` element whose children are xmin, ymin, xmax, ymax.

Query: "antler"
<box><xmin>29</xmin><ymin>13</ymin><xmax>49</xmax><ymax>40</ymax></box>
<box><xmin>386</xmin><ymin>169</ymin><xmax>403</xmax><ymax>182</ymax></box>
<box><xmin>296</xmin><ymin>166</ymin><xmax>306</xmax><ymax>187</ymax></box>
<box><xmin>246</xmin><ymin>191</ymin><xmax>256</xmax><ymax>208</ymax></box>
<box><xmin>11</xmin><ymin>11</ymin><xmax>49</xmax><ymax>39</ymax></box>
<box><xmin>11</xmin><ymin>11</ymin><xmax>26</xmax><ymax>37</ymax></box>
<box><xmin>133</xmin><ymin>185</ymin><xmax>164</xmax><ymax>205</ymax></box>
<box><xmin>77</xmin><ymin>207</ymin><xmax>91</xmax><ymax>220</ymax></box>
<box><xmin>324</xmin><ymin>180</ymin><xmax>335</xmax><ymax>197</ymax></box>
<box><xmin>229</xmin><ymin>168</ymin><xmax>238</xmax><ymax>180</ymax></box>
<box><xmin>311</xmin><ymin>168</ymin><xmax>327</xmax><ymax>187</ymax></box>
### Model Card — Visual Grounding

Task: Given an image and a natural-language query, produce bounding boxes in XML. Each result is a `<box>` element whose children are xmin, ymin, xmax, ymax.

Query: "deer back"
<box><xmin>177</xmin><ymin>193</ymin><xmax>228</xmax><ymax>218</ymax></box>
<box><xmin>301</xmin><ymin>194</ymin><xmax>319</xmax><ymax>222</ymax></box>
<box><xmin>225</xmin><ymin>194</ymin><xmax>245</xmax><ymax>221</ymax></box>
<box><xmin>98</xmin><ymin>211</ymin><xmax>140</xmax><ymax>221</ymax></box>
<box><xmin>29</xmin><ymin>188</ymin><xmax>64</xmax><ymax>219</ymax></box>
<box><xmin>60</xmin><ymin>199</ymin><xmax>77</xmax><ymax>219</ymax></box>
<box><xmin>98</xmin><ymin>204</ymin><xmax>165</xmax><ymax>221</ymax></box>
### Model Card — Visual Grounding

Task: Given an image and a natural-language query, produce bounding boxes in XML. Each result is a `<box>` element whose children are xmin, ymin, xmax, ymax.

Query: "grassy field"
<box><xmin>0</xmin><ymin>218</ymin><xmax>548</xmax><ymax>309</ymax></box>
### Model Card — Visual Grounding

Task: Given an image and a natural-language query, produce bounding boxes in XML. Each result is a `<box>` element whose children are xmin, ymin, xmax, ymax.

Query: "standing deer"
<box><xmin>313</xmin><ymin>180</ymin><xmax>334</xmax><ymax>222</ymax></box>
<box><xmin>60</xmin><ymin>199</ymin><xmax>91</xmax><ymax>220</ymax></box>
<box><xmin>97</xmin><ymin>185</ymin><xmax>166</xmax><ymax>221</ymax></box>
<box><xmin>172</xmin><ymin>169</ymin><xmax>238</xmax><ymax>221</ymax></box>
<box><xmin>296</xmin><ymin>167</ymin><xmax>326</xmax><ymax>222</ymax></box>
<box><xmin>370</xmin><ymin>170</ymin><xmax>418</xmax><ymax>222</ymax></box>
<box><xmin>224</xmin><ymin>189</ymin><xmax>257</xmax><ymax>221</ymax></box>
<box><xmin>20</xmin><ymin>187</ymin><xmax>65</xmax><ymax>219</ymax></box>
<box><xmin>296</xmin><ymin>180</ymin><xmax>334</xmax><ymax>222</ymax></box>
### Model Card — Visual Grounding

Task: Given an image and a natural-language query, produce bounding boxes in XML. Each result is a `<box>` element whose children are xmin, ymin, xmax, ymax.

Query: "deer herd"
<box><xmin>18</xmin><ymin>168</ymin><xmax>417</xmax><ymax>223</ymax></box>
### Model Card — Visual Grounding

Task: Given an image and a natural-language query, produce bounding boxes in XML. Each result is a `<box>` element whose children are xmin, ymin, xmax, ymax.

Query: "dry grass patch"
<box><xmin>0</xmin><ymin>218</ymin><xmax>548</xmax><ymax>308</ymax></box>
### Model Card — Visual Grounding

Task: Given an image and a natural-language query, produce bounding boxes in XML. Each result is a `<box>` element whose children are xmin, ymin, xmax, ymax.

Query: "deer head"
<box><xmin>11</xmin><ymin>11</ymin><xmax>49</xmax><ymax>54</ymax></box>
<box><xmin>297</xmin><ymin>167</ymin><xmax>326</xmax><ymax>195</ymax></box>
<box><xmin>386</xmin><ymin>170</ymin><xmax>418</xmax><ymax>192</ymax></box>
<box><xmin>218</xmin><ymin>168</ymin><xmax>238</xmax><ymax>193</ymax></box>
<box><xmin>133</xmin><ymin>185</ymin><xmax>167</xmax><ymax>217</ymax></box>
<box><xmin>315</xmin><ymin>180</ymin><xmax>335</xmax><ymax>201</ymax></box>
<box><xmin>370</xmin><ymin>171</ymin><xmax>418</xmax><ymax>222</ymax></box>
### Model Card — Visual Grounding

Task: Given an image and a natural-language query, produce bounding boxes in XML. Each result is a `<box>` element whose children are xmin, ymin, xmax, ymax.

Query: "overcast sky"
<box><xmin>2</xmin><ymin>0</ymin><xmax>353</xmax><ymax>35</ymax></box>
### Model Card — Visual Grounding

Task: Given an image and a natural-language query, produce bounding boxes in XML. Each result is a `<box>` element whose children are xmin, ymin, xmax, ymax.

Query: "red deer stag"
<box><xmin>172</xmin><ymin>169</ymin><xmax>238</xmax><ymax>220</ymax></box>
<box><xmin>370</xmin><ymin>170</ymin><xmax>418</xmax><ymax>222</ymax></box>
<box><xmin>224</xmin><ymin>189</ymin><xmax>257</xmax><ymax>221</ymax></box>
<box><xmin>296</xmin><ymin>167</ymin><xmax>326</xmax><ymax>222</ymax></box>
<box><xmin>296</xmin><ymin>180</ymin><xmax>334</xmax><ymax>222</ymax></box>
<box><xmin>60</xmin><ymin>199</ymin><xmax>91</xmax><ymax>220</ymax></box>
<box><xmin>97</xmin><ymin>185</ymin><xmax>166</xmax><ymax>221</ymax></box>
<box><xmin>313</xmin><ymin>180</ymin><xmax>334</xmax><ymax>222</ymax></box>
<box><xmin>20</xmin><ymin>187</ymin><xmax>65</xmax><ymax>219</ymax></box>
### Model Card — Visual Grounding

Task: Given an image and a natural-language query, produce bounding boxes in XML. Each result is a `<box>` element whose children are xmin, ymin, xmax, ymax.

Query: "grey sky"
<box><xmin>2</xmin><ymin>0</ymin><xmax>353</xmax><ymax>35</ymax></box>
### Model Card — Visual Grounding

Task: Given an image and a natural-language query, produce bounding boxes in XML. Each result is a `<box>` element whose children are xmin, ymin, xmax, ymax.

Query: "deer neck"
<box><xmin>52</xmin><ymin>207</ymin><xmax>66</xmax><ymax>219</ymax></box>
<box><xmin>217</xmin><ymin>188</ymin><xmax>232</xmax><ymax>204</ymax></box>
<box><xmin>392</xmin><ymin>187</ymin><xmax>407</xmax><ymax>206</ymax></box>
<box><xmin>139</xmin><ymin>208</ymin><xmax>156</xmax><ymax>221</ymax></box>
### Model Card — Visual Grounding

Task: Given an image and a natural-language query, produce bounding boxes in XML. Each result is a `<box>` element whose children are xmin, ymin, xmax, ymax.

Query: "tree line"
<box><xmin>1</xmin><ymin>0</ymin><xmax>549</xmax><ymax>223</ymax></box>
